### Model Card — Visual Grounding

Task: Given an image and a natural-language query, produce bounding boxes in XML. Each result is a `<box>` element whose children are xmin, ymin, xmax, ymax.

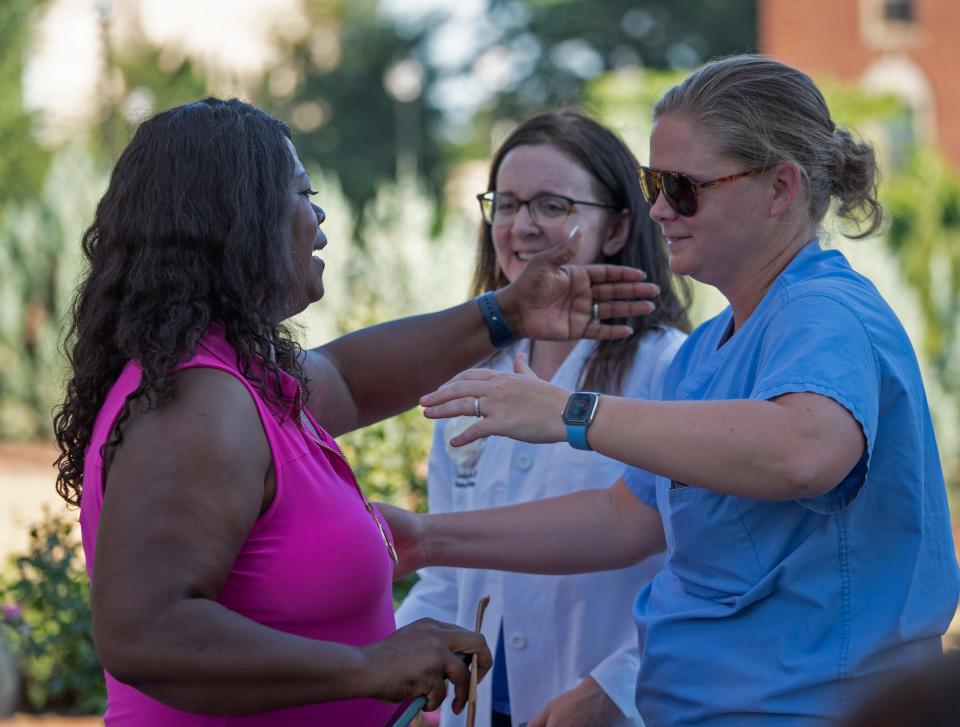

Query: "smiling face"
<box><xmin>648</xmin><ymin>113</ymin><xmax>775</xmax><ymax>293</ymax></box>
<box><xmin>284</xmin><ymin>138</ymin><xmax>327</xmax><ymax>318</ymax></box>
<box><xmin>490</xmin><ymin>143</ymin><xmax>626</xmax><ymax>283</ymax></box>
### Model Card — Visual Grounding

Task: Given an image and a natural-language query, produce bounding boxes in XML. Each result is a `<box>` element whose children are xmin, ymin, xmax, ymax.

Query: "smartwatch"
<box><xmin>561</xmin><ymin>391</ymin><xmax>600</xmax><ymax>451</ymax></box>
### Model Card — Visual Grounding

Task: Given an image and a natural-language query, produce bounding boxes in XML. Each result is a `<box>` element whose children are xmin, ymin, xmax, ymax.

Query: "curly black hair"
<box><xmin>54</xmin><ymin>98</ymin><xmax>305</xmax><ymax>506</ymax></box>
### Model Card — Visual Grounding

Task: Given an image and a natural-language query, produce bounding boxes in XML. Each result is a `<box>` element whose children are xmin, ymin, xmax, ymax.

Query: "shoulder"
<box><xmin>774</xmin><ymin>244</ymin><xmax>888</xmax><ymax>323</ymax></box>
<box><xmin>103</xmin><ymin>365</ymin><xmax>271</xmax><ymax>537</ymax></box>
<box><xmin>131</xmin><ymin>366</ymin><xmax>270</xmax><ymax>472</ymax></box>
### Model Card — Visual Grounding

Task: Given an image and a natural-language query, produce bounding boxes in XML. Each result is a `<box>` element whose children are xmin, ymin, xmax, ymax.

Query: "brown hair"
<box><xmin>473</xmin><ymin>110</ymin><xmax>690</xmax><ymax>394</ymax></box>
<box><xmin>654</xmin><ymin>54</ymin><xmax>883</xmax><ymax>238</ymax></box>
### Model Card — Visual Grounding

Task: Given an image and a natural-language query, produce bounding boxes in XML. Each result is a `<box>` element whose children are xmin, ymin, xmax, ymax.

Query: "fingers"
<box><xmin>529</xmin><ymin>711</ymin><xmax>548</xmax><ymax>727</ymax></box>
<box><xmin>425</xmin><ymin>678</ymin><xmax>449</xmax><ymax>713</ymax></box>
<box><xmin>590</xmin><ymin>280</ymin><xmax>659</xmax><ymax>301</ymax></box>
<box><xmin>434</xmin><ymin>626</ymin><xmax>492</xmax><ymax>714</ymax></box>
<box><xmin>448</xmin><ymin>420</ymin><xmax>490</xmax><ymax>447</ymax></box>
<box><xmin>421</xmin><ymin>378</ymin><xmax>492</xmax><ymax>408</ymax></box>
<box><xmin>596</xmin><ymin>300</ymin><xmax>657</xmax><ymax>318</ymax></box>
<box><xmin>419</xmin><ymin>369</ymin><xmax>499</xmax><ymax>408</ymax></box>
<box><xmin>582</xmin><ymin>262</ymin><xmax>649</xmax><ymax>283</ymax></box>
<box><xmin>513</xmin><ymin>352</ymin><xmax>534</xmax><ymax>375</ymax></box>
<box><xmin>446</xmin><ymin>653</ymin><xmax>471</xmax><ymax>713</ymax></box>
<box><xmin>471</xmin><ymin>636</ymin><xmax>493</xmax><ymax>684</ymax></box>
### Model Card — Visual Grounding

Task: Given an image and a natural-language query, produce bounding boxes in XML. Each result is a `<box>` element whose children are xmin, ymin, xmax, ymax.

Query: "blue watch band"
<box><xmin>565</xmin><ymin>423</ymin><xmax>593</xmax><ymax>451</ymax></box>
<box><xmin>476</xmin><ymin>291</ymin><xmax>516</xmax><ymax>349</ymax></box>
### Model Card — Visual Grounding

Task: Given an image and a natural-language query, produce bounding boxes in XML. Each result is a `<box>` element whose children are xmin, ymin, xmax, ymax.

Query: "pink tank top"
<box><xmin>80</xmin><ymin>325</ymin><xmax>398</xmax><ymax>726</ymax></box>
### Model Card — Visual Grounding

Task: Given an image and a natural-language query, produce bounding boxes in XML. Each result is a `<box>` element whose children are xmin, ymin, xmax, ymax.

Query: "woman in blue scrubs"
<box><xmin>382</xmin><ymin>55</ymin><xmax>960</xmax><ymax>726</ymax></box>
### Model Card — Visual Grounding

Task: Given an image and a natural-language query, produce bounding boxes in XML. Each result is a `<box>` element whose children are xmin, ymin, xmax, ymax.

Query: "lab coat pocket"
<box><xmin>663</xmin><ymin>485</ymin><xmax>764</xmax><ymax>601</ymax></box>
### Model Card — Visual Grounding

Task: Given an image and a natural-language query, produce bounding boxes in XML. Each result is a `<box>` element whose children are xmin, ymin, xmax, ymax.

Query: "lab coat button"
<box><xmin>510</xmin><ymin>633</ymin><xmax>526</xmax><ymax>650</ymax></box>
<box><xmin>515</xmin><ymin>455</ymin><xmax>532</xmax><ymax>471</ymax></box>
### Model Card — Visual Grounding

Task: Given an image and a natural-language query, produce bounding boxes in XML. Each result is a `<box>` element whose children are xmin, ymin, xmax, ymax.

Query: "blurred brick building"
<box><xmin>759</xmin><ymin>0</ymin><xmax>960</xmax><ymax>167</ymax></box>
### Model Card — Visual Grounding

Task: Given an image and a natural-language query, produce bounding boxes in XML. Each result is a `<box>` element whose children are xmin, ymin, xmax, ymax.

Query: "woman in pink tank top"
<box><xmin>51</xmin><ymin>98</ymin><xmax>658</xmax><ymax>725</ymax></box>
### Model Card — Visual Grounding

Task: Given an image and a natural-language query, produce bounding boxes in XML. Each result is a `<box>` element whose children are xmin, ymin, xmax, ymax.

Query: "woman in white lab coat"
<box><xmin>396</xmin><ymin>111</ymin><xmax>689</xmax><ymax>727</ymax></box>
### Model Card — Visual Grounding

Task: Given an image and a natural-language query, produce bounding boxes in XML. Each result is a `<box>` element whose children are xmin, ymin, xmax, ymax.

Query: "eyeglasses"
<box><xmin>476</xmin><ymin>191</ymin><xmax>618</xmax><ymax>228</ymax></box>
<box><xmin>637</xmin><ymin>165</ymin><xmax>766</xmax><ymax>217</ymax></box>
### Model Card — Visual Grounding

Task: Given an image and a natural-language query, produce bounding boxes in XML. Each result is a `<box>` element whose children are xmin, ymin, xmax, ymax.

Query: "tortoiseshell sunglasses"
<box><xmin>638</xmin><ymin>165</ymin><xmax>766</xmax><ymax>216</ymax></box>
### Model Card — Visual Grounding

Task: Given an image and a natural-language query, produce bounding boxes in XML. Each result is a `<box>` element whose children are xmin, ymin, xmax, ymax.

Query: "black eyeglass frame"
<box><xmin>476</xmin><ymin>191</ymin><xmax>619</xmax><ymax>226</ymax></box>
<box><xmin>637</xmin><ymin>165</ymin><xmax>767</xmax><ymax>217</ymax></box>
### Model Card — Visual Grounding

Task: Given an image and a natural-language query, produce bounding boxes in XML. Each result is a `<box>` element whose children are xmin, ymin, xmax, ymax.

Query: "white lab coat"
<box><xmin>395</xmin><ymin>329</ymin><xmax>685</xmax><ymax>727</ymax></box>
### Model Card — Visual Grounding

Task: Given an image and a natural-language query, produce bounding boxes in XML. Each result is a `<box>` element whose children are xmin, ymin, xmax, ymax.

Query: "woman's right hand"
<box><xmin>360</xmin><ymin>618</ymin><xmax>492</xmax><ymax>714</ymax></box>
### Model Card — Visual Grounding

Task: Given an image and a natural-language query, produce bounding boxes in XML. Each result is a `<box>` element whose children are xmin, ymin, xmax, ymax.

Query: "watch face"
<box><xmin>563</xmin><ymin>392</ymin><xmax>598</xmax><ymax>424</ymax></box>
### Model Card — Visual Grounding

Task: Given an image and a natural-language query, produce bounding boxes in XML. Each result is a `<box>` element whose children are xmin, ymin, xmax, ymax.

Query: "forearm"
<box><xmin>315</xmin><ymin>300</ymin><xmax>495</xmax><ymax>432</ymax></box>
<box><xmin>423</xmin><ymin>484</ymin><xmax>662</xmax><ymax>575</ymax></box>
<box><xmin>589</xmin><ymin>396</ymin><xmax>851</xmax><ymax>499</ymax></box>
<box><xmin>99</xmin><ymin>598</ymin><xmax>372</xmax><ymax>714</ymax></box>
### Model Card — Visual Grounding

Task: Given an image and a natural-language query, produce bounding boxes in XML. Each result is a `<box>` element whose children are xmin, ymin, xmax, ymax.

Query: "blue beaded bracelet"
<box><xmin>476</xmin><ymin>291</ymin><xmax>516</xmax><ymax>349</ymax></box>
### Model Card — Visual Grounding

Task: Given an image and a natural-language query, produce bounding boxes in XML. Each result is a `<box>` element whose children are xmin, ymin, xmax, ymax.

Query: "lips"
<box><xmin>662</xmin><ymin>232</ymin><xmax>690</xmax><ymax>246</ymax></box>
<box><xmin>515</xmin><ymin>250</ymin><xmax>545</xmax><ymax>261</ymax></box>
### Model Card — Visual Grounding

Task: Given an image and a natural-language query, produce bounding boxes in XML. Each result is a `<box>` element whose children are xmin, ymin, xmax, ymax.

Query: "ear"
<box><xmin>769</xmin><ymin>161</ymin><xmax>803</xmax><ymax>218</ymax></box>
<box><xmin>601</xmin><ymin>209</ymin><xmax>630</xmax><ymax>256</ymax></box>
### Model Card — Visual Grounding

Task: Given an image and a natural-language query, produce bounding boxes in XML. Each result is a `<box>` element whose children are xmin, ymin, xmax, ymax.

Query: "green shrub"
<box><xmin>0</xmin><ymin>510</ymin><xmax>105</xmax><ymax>714</ymax></box>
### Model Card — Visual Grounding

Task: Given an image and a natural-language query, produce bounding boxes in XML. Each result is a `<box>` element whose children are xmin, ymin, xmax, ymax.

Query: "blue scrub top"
<box><xmin>624</xmin><ymin>240</ymin><xmax>959</xmax><ymax>726</ymax></box>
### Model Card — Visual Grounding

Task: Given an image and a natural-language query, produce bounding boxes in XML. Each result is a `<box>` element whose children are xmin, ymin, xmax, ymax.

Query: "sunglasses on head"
<box><xmin>637</xmin><ymin>165</ymin><xmax>767</xmax><ymax>217</ymax></box>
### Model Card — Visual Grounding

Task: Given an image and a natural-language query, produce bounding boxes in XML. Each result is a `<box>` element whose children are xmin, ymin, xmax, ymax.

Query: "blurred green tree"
<box><xmin>485</xmin><ymin>0</ymin><xmax>754</xmax><ymax>109</ymax></box>
<box><xmin>263</xmin><ymin>0</ymin><xmax>447</xmax><ymax>224</ymax></box>
<box><xmin>0</xmin><ymin>0</ymin><xmax>51</xmax><ymax>212</ymax></box>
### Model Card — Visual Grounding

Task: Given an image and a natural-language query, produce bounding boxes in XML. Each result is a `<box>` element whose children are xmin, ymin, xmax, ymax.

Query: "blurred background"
<box><xmin>0</xmin><ymin>0</ymin><xmax>958</xmax><ymax>719</ymax></box>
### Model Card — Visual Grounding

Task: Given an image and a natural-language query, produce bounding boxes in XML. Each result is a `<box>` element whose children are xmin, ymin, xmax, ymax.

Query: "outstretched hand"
<box><xmin>498</xmin><ymin>226</ymin><xmax>659</xmax><ymax>341</ymax></box>
<box><xmin>420</xmin><ymin>353</ymin><xmax>569</xmax><ymax>447</ymax></box>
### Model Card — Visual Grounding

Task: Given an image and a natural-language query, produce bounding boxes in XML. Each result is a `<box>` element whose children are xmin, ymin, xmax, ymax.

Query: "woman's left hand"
<box><xmin>498</xmin><ymin>226</ymin><xmax>659</xmax><ymax>341</ymax></box>
<box><xmin>420</xmin><ymin>354</ymin><xmax>568</xmax><ymax>447</ymax></box>
<box><xmin>528</xmin><ymin>677</ymin><xmax>629</xmax><ymax>727</ymax></box>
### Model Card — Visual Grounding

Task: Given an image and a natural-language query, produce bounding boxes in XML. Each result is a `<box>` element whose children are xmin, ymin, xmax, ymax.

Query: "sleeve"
<box><xmin>751</xmin><ymin>293</ymin><xmax>880</xmax><ymax>512</ymax></box>
<box><xmin>394</xmin><ymin>420</ymin><xmax>461</xmax><ymax>627</ymax></box>
<box><xmin>622</xmin><ymin>467</ymin><xmax>658</xmax><ymax>510</ymax></box>
<box><xmin>589</xmin><ymin>640</ymin><xmax>645</xmax><ymax>725</ymax></box>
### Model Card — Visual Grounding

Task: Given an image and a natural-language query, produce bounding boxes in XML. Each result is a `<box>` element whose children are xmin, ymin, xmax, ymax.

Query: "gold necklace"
<box><xmin>298</xmin><ymin>411</ymin><xmax>399</xmax><ymax>564</ymax></box>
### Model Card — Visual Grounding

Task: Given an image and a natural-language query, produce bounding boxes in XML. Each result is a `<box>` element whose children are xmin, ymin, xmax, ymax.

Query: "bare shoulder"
<box><xmin>103</xmin><ymin>366</ymin><xmax>272</xmax><ymax>554</ymax></box>
<box><xmin>117</xmin><ymin>366</ymin><xmax>270</xmax><ymax>471</ymax></box>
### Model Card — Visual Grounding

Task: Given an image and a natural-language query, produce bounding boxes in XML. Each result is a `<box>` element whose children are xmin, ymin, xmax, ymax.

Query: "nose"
<box><xmin>648</xmin><ymin>189</ymin><xmax>676</xmax><ymax>224</ymax></box>
<box><xmin>510</xmin><ymin>202</ymin><xmax>540</xmax><ymax>236</ymax></box>
<box><xmin>313</xmin><ymin>204</ymin><xmax>325</xmax><ymax>225</ymax></box>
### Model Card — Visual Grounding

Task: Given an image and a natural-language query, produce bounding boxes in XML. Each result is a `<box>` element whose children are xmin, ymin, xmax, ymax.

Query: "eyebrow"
<box><xmin>295</xmin><ymin>170</ymin><xmax>310</xmax><ymax>183</ymax></box>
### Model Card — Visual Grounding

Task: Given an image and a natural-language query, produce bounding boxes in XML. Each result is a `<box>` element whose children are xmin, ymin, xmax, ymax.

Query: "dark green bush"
<box><xmin>0</xmin><ymin>510</ymin><xmax>105</xmax><ymax>714</ymax></box>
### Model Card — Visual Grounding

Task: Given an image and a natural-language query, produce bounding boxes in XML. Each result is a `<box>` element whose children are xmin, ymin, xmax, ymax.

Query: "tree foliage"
<box><xmin>262</xmin><ymin>0</ymin><xmax>447</xmax><ymax>220</ymax></box>
<box><xmin>0</xmin><ymin>0</ymin><xmax>51</xmax><ymax>212</ymax></box>
<box><xmin>884</xmin><ymin>149</ymin><xmax>960</xmax><ymax>394</ymax></box>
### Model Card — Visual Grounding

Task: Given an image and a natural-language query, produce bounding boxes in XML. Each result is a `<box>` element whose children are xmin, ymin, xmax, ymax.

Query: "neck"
<box><xmin>528</xmin><ymin>339</ymin><xmax>579</xmax><ymax>381</ymax></box>
<box><xmin>723</xmin><ymin>227</ymin><xmax>814</xmax><ymax>331</ymax></box>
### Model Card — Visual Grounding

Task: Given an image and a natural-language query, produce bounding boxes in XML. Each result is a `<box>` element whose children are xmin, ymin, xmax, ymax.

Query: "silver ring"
<box><xmin>591</xmin><ymin>301</ymin><xmax>600</xmax><ymax>322</ymax></box>
<box><xmin>473</xmin><ymin>396</ymin><xmax>482</xmax><ymax>418</ymax></box>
